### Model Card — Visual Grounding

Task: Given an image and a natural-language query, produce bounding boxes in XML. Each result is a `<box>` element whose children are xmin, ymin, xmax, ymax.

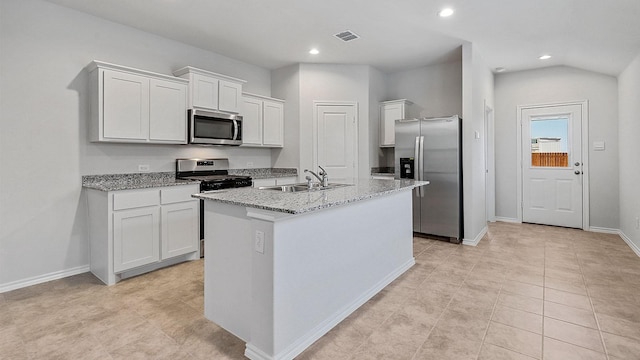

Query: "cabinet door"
<box><xmin>380</xmin><ymin>103</ymin><xmax>404</xmax><ymax>147</ymax></box>
<box><xmin>113</xmin><ymin>207</ymin><xmax>160</xmax><ymax>273</ymax></box>
<box><xmin>103</xmin><ymin>70</ymin><xmax>149</xmax><ymax>140</ymax></box>
<box><xmin>192</xmin><ymin>74</ymin><xmax>219</xmax><ymax>110</ymax></box>
<box><xmin>161</xmin><ymin>201</ymin><xmax>199</xmax><ymax>259</ymax></box>
<box><xmin>241</xmin><ymin>96</ymin><xmax>263</xmax><ymax>146</ymax></box>
<box><xmin>262</xmin><ymin>100</ymin><xmax>284</xmax><ymax>147</ymax></box>
<box><xmin>218</xmin><ymin>80</ymin><xmax>242</xmax><ymax>113</ymax></box>
<box><xmin>149</xmin><ymin>79</ymin><xmax>188</xmax><ymax>143</ymax></box>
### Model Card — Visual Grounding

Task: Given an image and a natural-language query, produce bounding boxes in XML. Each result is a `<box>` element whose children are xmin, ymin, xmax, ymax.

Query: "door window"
<box><xmin>530</xmin><ymin>116</ymin><xmax>569</xmax><ymax>167</ymax></box>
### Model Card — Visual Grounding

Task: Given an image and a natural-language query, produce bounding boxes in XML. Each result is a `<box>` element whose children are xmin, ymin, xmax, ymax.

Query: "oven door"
<box><xmin>189</xmin><ymin>109</ymin><xmax>242</xmax><ymax>145</ymax></box>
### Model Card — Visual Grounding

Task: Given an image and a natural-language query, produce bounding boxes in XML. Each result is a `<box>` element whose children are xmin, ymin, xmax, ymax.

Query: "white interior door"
<box><xmin>314</xmin><ymin>103</ymin><xmax>357</xmax><ymax>182</ymax></box>
<box><xmin>521</xmin><ymin>104</ymin><xmax>583</xmax><ymax>228</ymax></box>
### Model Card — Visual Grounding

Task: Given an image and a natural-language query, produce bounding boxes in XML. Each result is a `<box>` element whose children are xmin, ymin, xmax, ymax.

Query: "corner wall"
<box><xmin>462</xmin><ymin>43</ymin><xmax>495</xmax><ymax>243</ymax></box>
<box><xmin>618</xmin><ymin>53</ymin><xmax>640</xmax><ymax>250</ymax></box>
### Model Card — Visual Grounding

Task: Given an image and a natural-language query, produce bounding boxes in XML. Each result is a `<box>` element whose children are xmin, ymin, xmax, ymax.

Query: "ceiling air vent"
<box><xmin>334</xmin><ymin>30</ymin><xmax>360</xmax><ymax>42</ymax></box>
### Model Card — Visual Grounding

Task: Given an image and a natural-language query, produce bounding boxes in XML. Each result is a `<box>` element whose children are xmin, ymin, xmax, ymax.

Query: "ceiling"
<box><xmin>46</xmin><ymin>0</ymin><xmax>640</xmax><ymax>76</ymax></box>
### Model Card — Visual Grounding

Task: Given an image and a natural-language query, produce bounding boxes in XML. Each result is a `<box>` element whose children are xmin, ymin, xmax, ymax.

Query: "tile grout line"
<box><xmin>574</xmin><ymin>239</ymin><xmax>611</xmax><ymax>360</ymax></box>
<box><xmin>348</xmin><ymin>238</ymin><xmax>441</xmax><ymax>360</ymax></box>
<box><xmin>408</xmin><ymin>246</ymin><xmax>482</xmax><ymax>360</ymax></box>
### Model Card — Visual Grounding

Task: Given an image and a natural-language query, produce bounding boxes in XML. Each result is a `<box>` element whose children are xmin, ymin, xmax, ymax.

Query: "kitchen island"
<box><xmin>194</xmin><ymin>178</ymin><xmax>428</xmax><ymax>360</ymax></box>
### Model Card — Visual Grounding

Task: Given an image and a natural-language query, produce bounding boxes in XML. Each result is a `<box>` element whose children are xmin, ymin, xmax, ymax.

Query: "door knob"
<box><xmin>574</xmin><ymin>162</ymin><xmax>581</xmax><ymax>166</ymax></box>
<box><xmin>574</xmin><ymin>170</ymin><xmax>581</xmax><ymax>175</ymax></box>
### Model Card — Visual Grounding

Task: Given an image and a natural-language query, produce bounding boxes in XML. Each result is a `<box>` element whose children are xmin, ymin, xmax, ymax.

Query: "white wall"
<box><xmin>618</xmin><ymin>53</ymin><xmax>640</xmax><ymax>249</ymax></box>
<box><xmin>271</xmin><ymin>64</ymin><xmax>301</xmax><ymax>171</ymax></box>
<box><xmin>494</xmin><ymin>66</ymin><xmax>619</xmax><ymax>229</ymax></box>
<box><xmin>386</xmin><ymin>61</ymin><xmax>463</xmax><ymax>118</ymax></box>
<box><xmin>368</xmin><ymin>67</ymin><xmax>387</xmax><ymax>168</ymax></box>
<box><xmin>272</xmin><ymin>64</ymin><xmax>374</xmax><ymax>179</ymax></box>
<box><xmin>462</xmin><ymin>43</ymin><xmax>495</xmax><ymax>242</ymax></box>
<box><xmin>0</xmin><ymin>0</ymin><xmax>274</xmax><ymax>289</ymax></box>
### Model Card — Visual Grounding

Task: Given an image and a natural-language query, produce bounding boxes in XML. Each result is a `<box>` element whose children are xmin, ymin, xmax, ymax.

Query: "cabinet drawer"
<box><xmin>161</xmin><ymin>185</ymin><xmax>199</xmax><ymax>204</ymax></box>
<box><xmin>113</xmin><ymin>189</ymin><xmax>160</xmax><ymax>210</ymax></box>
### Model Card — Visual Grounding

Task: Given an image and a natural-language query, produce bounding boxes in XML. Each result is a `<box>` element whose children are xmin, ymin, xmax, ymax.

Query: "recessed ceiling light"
<box><xmin>309</xmin><ymin>48</ymin><xmax>319</xmax><ymax>55</ymax></box>
<box><xmin>438</xmin><ymin>8</ymin><xmax>454</xmax><ymax>17</ymax></box>
<box><xmin>539</xmin><ymin>54</ymin><xmax>552</xmax><ymax>60</ymax></box>
<box><xmin>495</xmin><ymin>67</ymin><xmax>506</xmax><ymax>73</ymax></box>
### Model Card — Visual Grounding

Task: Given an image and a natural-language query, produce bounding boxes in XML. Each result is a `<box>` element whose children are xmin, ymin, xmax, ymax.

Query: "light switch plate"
<box><xmin>593</xmin><ymin>141</ymin><xmax>605</xmax><ymax>151</ymax></box>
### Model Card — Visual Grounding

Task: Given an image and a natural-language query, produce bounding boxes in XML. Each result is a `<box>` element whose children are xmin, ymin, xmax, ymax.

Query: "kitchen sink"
<box><xmin>258</xmin><ymin>183</ymin><xmax>352</xmax><ymax>192</ymax></box>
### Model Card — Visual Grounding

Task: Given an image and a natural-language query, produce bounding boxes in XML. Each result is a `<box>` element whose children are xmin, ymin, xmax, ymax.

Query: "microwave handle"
<box><xmin>232</xmin><ymin>119</ymin><xmax>239</xmax><ymax>140</ymax></box>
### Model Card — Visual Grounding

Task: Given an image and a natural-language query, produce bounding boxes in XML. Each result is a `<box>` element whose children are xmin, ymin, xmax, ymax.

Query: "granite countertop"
<box><xmin>82</xmin><ymin>172</ymin><xmax>198</xmax><ymax>191</ymax></box>
<box><xmin>229</xmin><ymin>168</ymin><xmax>297</xmax><ymax>180</ymax></box>
<box><xmin>194</xmin><ymin>178</ymin><xmax>428</xmax><ymax>214</ymax></box>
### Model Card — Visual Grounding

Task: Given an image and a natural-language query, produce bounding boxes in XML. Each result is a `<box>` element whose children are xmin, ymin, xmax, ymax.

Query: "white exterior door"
<box><xmin>521</xmin><ymin>104</ymin><xmax>583</xmax><ymax>228</ymax></box>
<box><xmin>314</xmin><ymin>103</ymin><xmax>357</xmax><ymax>181</ymax></box>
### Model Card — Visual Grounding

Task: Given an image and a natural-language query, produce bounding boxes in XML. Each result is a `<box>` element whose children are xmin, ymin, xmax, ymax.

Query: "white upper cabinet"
<box><xmin>241</xmin><ymin>93</ymin><xmax>284</xmax><ymax>148</ymax></box>
<box><xmin>191</xmin><ymin>73</ymin><xmax>219</xmax><ymax>110</ymax></box>
<box><xmin>88</xmin><ymin>61</ymin><xmax>188</xmax><ymax>144</ymax></box>
<box><xmin>149</xmin><ymin>79</ymin><xmax>188</xmax><ymax>142</ymax></box>
<box><xmin>173</xmin><ymin>66</ymin><xmax>246</xmax><ymax>114</ymax></box>
<box><xmin>380</xmin><ymin>99</ymin><xmax>413</xmax><ymax>147</ymax></box>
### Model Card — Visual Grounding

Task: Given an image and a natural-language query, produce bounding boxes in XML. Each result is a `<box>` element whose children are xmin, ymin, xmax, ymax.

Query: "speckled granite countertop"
<box><xmin>194</xmin><ymin>178</ymin><xmax>428</xmax><ymax>214</ymax></box>
<box><xmin>82</xmin><ymin>172</ymin><xmax>198</xmax><ymax>191</ymax></box>
<box><xmin>229</xmin><ymin>168</ymin><xmax>297</xmax><ymax>179</ymax></box>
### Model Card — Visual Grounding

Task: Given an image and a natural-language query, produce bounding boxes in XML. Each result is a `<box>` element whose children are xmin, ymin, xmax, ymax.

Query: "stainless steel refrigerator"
<box><xmin>394</xmin><ymin>115</ymin><xmax>463</xmax><ymax>243</ymax></box>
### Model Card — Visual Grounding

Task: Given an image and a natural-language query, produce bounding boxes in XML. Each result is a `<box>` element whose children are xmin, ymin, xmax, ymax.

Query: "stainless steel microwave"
<box><xmin>188</xmin><ymin>109</ymin><xmax>242</xmax><ymax>145</ymax></box>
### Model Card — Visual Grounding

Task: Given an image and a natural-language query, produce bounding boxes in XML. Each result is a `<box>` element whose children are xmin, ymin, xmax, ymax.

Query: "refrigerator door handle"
<box><xmin>419</xmin><ymin>135</ymin><xmax>425</xmax><ymax>197</ymax></box>
<box><xmin>414</xmin><ymin>136</ymin><xmax>421</xmax><ymax>197</ymax></box>
<box><xmin>414</xmin><ymin>136</ymin><xmax>420</xmax><ymax>180</ymax></box>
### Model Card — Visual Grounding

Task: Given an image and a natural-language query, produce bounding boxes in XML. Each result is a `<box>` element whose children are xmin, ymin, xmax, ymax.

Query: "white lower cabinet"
<box><xmin>161</xmin><ymin>201</ymin><xmax>199</xmax><ymax>259</ymax></box>
<box><xmin>113</xmin><ymin>206</ymin><xmax>160</xmax><ymax>273</ymax></box>
<box><xmin>87</xmin><ymin>184</ymin><xmax>200</xmax><ymax>285</ymax></box>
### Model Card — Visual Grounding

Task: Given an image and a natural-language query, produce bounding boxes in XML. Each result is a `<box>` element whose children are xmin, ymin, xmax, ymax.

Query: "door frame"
<box><xmin>312</xmin><ymin>101</ymin><xmax>359</xmax><ymax>178</ymax></box>
<box><xmin>485</xmin><ymin>101</ymin><xmax>496</xmax><ymax>222</ymax></box>
<box><xmin>516</xmin><ymin>100</ymin><xmax>589</xmax><ymax>230</ymax></box>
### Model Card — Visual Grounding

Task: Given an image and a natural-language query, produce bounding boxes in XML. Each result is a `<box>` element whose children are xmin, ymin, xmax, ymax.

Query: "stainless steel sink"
<box><xmin>258</xmin><ymin>183</ymin><xmax>352</xmax><ymax>192</ymax></box>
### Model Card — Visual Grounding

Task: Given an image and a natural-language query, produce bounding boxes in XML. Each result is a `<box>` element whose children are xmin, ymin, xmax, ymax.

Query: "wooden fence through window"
<box><xmin>531</xmin><ymin>152</ymin><xmax>568</xmax><ymax>167</ymax></box>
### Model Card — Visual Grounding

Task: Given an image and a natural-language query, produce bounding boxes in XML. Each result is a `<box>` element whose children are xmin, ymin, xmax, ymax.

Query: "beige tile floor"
<box><xmin>2</xmin><ymin>222</ymin><xmax>640</xmax><ymax>359</ymax></box>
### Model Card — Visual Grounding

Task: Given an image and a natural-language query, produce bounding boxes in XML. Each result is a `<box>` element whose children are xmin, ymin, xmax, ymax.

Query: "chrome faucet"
<box><xmin>304</xmin><ymin>166</ymin><xmax>329</xmax><ymax>187</ymax></box>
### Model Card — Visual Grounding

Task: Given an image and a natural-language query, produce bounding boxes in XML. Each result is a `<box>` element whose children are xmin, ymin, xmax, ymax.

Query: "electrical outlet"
<box><xmin>247</xmin><ymin>162</ymin><xmax>254</xmax><ymax>168</ymax></box>
<box><xmin>636</xmin><ymin>216</ymin><xmax>640</xmax><ymax>230</ymax></box>
<box><xmin>138</xmin><ymin>164</ymin><xmax>150</xmax><ymax>172</ymax></box>
<box><xmin>255</xmin><ymin>230</ymin><xmax>265</xmax><ymax>254</ymax></box>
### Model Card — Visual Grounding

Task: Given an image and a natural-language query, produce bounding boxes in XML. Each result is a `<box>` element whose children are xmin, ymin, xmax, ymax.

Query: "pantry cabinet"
<box><xmin>380</xmin><ymin>99</ymin><xmax>413</xmax><ymax>147</ymax></box>
<box><xmin>173</xmin><ymin>66</ymin><xmax>246</xmax><ymax>114</ymax></box>
<box><xmin>87</xmin><ymin>184</ymin><xmax>200</xmax><ymax>285</ymax></box>
<box><xmin>241</xmin><ymin>93</ymin><xmax>284</xmax><ymax>147</ymax></box>
<box><xmin>88</xmin><ymin>61</ymin><xmax>188</xmax><ymax>144</ymax></box>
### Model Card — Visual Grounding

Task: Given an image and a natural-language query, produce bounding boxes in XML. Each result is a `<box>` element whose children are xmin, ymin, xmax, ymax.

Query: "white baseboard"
<box><xmin>495</xmin><ymin>217</ymin><xmax>520</xmax><ymax>223</ymax></box>
<box><xmin>0</xmin><ymin>265</ymin><xmax>90</xmax><ymax>294</ymax></box>
<box><xmin>619</xmin><ymin>231</ymin><xmax>640</xmax><ymax>258</ymax></box>
<box><xmin>589</xmin><ymin>226</ymin><xmax>619</xmax><ymax>234</ymax></box>
<box><xmin>463</xmin><ymin>225</ymin><xmax>488</xmax><ymax>247</ymax></box>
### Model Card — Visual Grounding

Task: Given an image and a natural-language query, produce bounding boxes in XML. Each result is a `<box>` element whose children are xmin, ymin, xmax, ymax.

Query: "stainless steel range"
<box><xmin>176</xmin><ymin>158</ymin><xmax>252</xmax><ymax>256</ymax></box>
